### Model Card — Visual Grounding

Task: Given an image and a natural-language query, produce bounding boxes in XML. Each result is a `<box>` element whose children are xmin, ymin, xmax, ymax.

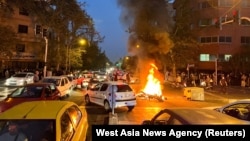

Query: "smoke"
<box><xmin>117</xmin><ymin>0</ymin><xmax>173</xmax><ymax>59</ymax></box>
<box><xmin>117</xmin><ymin>0</ymin><xmax>174</xmax><ymax>88</ymax></box>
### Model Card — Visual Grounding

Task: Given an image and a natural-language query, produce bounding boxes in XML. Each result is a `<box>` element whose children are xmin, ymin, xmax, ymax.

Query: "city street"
<box><xmin>1</xmin><ymin>79</ymin><xmax>250</xmax><ymax>141</ymax></box>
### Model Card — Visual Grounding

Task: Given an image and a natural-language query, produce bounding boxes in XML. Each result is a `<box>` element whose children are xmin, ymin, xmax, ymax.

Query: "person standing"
<box><xmin>219</xmin><ymin>76</ymin><xmax>228</xmax><ymax>94</ymax></box>
<box><xmin>34</xmin><ymin>70</ymin><xmax>40</xmax><ymax>83</ymax></box>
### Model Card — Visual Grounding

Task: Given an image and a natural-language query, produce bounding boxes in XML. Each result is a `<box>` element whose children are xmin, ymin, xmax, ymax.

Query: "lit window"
<box><xmin>200</xmin><ymin>54</ymin><xmax>210</xmax><ymax>61</ymax></box>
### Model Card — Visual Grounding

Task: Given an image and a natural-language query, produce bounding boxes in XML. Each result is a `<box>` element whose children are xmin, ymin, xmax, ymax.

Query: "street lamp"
<box><xmin>44</xmin><ymin>37</ymin><xmax>48</xmax><ymax>77</ymax></box>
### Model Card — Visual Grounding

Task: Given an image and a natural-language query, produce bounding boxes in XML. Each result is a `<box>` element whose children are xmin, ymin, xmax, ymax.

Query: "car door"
<box><xmin>60</xmin><ymin>78</ymin><xmax>66</xmax><ymax>96</ymax></box>
<box><xmin>87</xmin><ymin>83</ymin><xmax>101</xmax><ymax>105</ymax></box>
<box><xmin>96</xmin><ymin>83</ymin><xmax>109</xmax><ymax>106</ymax></box>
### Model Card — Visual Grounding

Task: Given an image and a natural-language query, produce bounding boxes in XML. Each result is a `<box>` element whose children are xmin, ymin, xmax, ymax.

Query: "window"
<box><xmin>199</xmin><ymin>19</ymin><xmax>211</xmax><ymax>27</ymax></box>
<box><xmin>153</xmin><ymin>112</ymin><xmax>171</xmax><ymax>125</ymax></box>
<box><xmin>18</xmin><ymin>25</ymin><xmax>28</xmax><ymax>33</ymax></box>
<box><xmin>200</xmin><ymin>36</ymin><xmax>218</xmax><ymax>43</ymax></box>
<box><xmin>16</xmin><ymin>44</ymin><xmax>25</xmax><ymax>52</ymax></box>
<box><xmin>200</xmin><ymin>54</ymin><xmax>210</xmax><ymax>61</ymax></box>
<box><xmin>241</xmin><ymin>36</ymin><xmax>250</xmax><ymax>44</ymax></box>
<box><xmin>219</xmin><ymin>36</ymin><xmax>231</xmax><ymax>43</ymax></box>
<box><xmin>67</xmin><ymin>106</ymin><xmax>82</xmax><ymax>128</ymax></box>
<box><xmin>219</xmin><ymin>0</ymin><xmax>233</xmax><ymax>7</ymax></box>
<box><xmin>19</xmin><ymin>7</ymin><xmax>29</xmax><ymax>16</ymax></box>
<box><xmin>100</xmin><ymin>84</ymin><xmax>108</xmax><ymax>91</ymax></box>
<box><xmin>61</xmin><ymin>112</ymin><xmax>74</xmax><ymax>141</ymax></box>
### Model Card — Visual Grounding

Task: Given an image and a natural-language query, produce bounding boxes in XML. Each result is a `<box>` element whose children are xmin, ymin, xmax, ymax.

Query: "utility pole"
<box><xmin>44</xmin><ymin>37</ymin><xmax>48</xmax><ymax>77</ymax></box>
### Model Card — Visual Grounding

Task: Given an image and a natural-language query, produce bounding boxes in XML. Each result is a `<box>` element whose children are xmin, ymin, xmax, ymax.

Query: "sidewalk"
<box><xmin>205</xmin><ymin>85</ymin><xmax>250</xmax><ymax>100</ymax></box>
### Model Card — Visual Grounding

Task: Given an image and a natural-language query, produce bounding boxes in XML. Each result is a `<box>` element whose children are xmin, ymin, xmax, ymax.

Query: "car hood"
<box><xmin>0</xmin><ymin>98</ymin><xmax>41</xmax><ymax>113</ymax></box>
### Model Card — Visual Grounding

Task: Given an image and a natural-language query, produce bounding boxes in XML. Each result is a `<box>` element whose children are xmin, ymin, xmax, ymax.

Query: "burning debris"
<box><xmin>136</xmin><ymin>63</ymin><xmax>166</xmax><ymax>102</ymax></box>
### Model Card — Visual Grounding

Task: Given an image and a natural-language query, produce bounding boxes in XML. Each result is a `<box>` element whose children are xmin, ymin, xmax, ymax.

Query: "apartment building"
<box><xmin>175</xmin><ymin>0</ymin><xmax>250</xmax><ymax>72</ymax></box>
<box><xmin>0</xmin><ymin>3</ymin><xmax>45</xmax><ymax>72</ymax></box>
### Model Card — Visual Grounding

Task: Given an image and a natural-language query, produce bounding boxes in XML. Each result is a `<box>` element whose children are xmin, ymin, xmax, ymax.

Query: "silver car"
<box><xmin>142</xmin><ymin>108</ymin><xmax>250</xmax><ymax>125</ymax></box>
<box><xmin>4</xmin><ymin>72</ymin><xmax>34</xmax><ymax>86</ymax></box>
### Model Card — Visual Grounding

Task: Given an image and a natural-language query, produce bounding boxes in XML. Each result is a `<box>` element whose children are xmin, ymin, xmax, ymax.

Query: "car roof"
<box><xmin>25</xmin><ymin>82</ymin><xmax>56</xmax><ymax>86</ymax></box>
<box><xmin>0</xmin><ymin>101</ymin><xmax>76</xmax><ymax>119</ymax></box>
<box><xmin>161</xmin><ymin>108</ymin><xmax>250</xmax><ymax>124</ymax></box>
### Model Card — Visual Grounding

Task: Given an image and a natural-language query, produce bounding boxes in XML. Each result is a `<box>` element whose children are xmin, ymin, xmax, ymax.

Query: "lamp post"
<box><xmin>44</xmin><ymin>37</ymin><xmax>48</xmax><ymax>77</ymax></box>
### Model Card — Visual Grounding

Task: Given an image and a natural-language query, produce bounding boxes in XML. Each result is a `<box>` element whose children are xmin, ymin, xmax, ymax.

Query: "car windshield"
<box><xmin>12</xmin><ymin>73</ymin><xmax>27</xmax><ymax>77</ymax></box>
<box><xmin>0</xmin><ymin>119</ymin><xmax>55</xmax><ymax>141</ymax></box>
<box><xmin>42</xmin><ymin>78</ymin><xmax>60</xmax><ymax>86</ymax></box>
<box><xmin>10</xmin><ymin>86</ymin><xmax>43</xmax><ymax>98</ymax></box>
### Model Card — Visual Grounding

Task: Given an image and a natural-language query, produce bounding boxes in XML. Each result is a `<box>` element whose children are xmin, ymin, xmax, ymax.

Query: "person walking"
<box><xmin>219</xmin><ymin>76</ymin><xmax>228</xmax><ymax>94</ymax></box>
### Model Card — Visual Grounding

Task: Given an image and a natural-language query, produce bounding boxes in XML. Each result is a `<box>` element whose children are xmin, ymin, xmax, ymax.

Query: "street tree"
<box><xmin>168</xmin><ymin>0</ymin><xmax>200</xmax><ymax>77</ymax></box>
<box><xmin>0</xmin><ymin>25</ymin><xmax>17</xmax><ymax>59</ymax></box>
<box><xmin>6</xmin><ymin>0</ymin><xmax>105</xmax><ymax>71</ymax></box>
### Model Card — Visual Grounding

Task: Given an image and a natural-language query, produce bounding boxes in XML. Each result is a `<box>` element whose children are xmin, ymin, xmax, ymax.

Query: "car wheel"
<box><xmin>127</xmin><ymin>106</ymin><xmax>135</xmax><ymax>111</ymax></box>
<box><xmin>104</xmin><ymin>100</ymin><xmax>111</xmax><ymax>112</ymax></box>
<box><xmin>85</xmin><ymin>95</ymin><xmax>91</xmax><ymax>105</ymax></box>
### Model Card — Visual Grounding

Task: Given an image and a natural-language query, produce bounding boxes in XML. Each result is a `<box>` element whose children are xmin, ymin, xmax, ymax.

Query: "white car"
<box><xmin>41</xmin><ymin>76</ymin><xmax>72</xmax><ymax>98</ymax></box>
<box><xmin>84</xmin><ymin>81</ymin><xmax>137</xmax><ymax>112</ymax></box>
<box><xmin>212</xmin><ymin>99</ymin><xmax>250</xmax><ymax>121</ymax></box>
<box><xmin>64</xmin><ymin>75</ymin><xmax>77</xmax><ymax>89</ymax></box>
<box><xmin>4</xmin><ymin>72</ymin><xmax>34</xmax><ymax>86</ymax></box>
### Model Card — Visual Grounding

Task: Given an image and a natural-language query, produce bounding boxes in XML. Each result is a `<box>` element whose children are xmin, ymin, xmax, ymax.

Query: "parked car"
<box><xmin>0</xmin><ymin>101</ymin><xmax>89</xmax><ymax>141</ymax></box>
<box><xmin>4</xmin><ymin>72</ymin><xmax>34</xmax><ymax>86</ymax></box>
<box><xmin>41</xmin><ymin>76</ymin><xmax>72</xmax><ymax>98</ymax></box>
<box><xmin>211</xmin><ymin>99</ymin><xmax>250</xmax><ymax>121</ymax></box>
<box><xmin>63</xmin><ymin>75</ymin><xmax>77</xmax><ymax>89</ymax></box>
<box><xmin>0</xmin><ymin>83</ymin><xmax>61</xmax><ymax>113</ymax></box>
<box><xmin>142</xmin><ymin>108</ymin><xmax>250</xmax><ymax>125</ymax></box>
<box><xmin>84</xmin><ymin>81</ymin><xmax>137</xmax><ymax>112</ymax></box>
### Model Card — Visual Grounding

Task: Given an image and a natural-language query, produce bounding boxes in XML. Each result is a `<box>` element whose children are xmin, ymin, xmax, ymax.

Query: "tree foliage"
<box><xmin>0</xmin><ymin>25</ymin><xmax>17</xmax><ymax>57</ymax></box>
<box><xmin>4</xmin><ymin>0</ymin><xmax>108</xmax><ymax>71</ymax></box>
<box><xmin>167</xmin><ymin>0</ymin><xmax>200</xmax><ymax>76</ymax></box>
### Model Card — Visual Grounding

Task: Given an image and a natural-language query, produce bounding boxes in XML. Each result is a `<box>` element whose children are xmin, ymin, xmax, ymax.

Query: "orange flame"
<box><xmin>143</xmin><ymin>63</ymin><xmax>162</xmax><ymax>96</ymax></box>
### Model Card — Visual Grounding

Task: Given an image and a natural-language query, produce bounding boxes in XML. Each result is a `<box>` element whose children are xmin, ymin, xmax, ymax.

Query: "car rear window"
<box><xmin>115</xmin><ymin>84</ymin><xmax>132</xmax><ymax>92</ymax></box>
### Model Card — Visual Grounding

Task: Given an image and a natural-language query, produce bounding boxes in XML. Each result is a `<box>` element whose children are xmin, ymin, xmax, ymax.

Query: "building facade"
<box><xmin>175</xmin><ymin>0</ymin><xmax>250</xmax><ymax>72</ymax></box>
<box><xmin>0</xmin><ymin>3</ymin><xmax>45</xmax><ymax>73</ymax></box>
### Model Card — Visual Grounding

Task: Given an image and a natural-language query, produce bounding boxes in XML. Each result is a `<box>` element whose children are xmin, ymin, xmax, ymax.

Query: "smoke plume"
<box><xmin>117</xmin><ymin>0</ymin><xmax>174</xmax><ymax>87</ymax></box>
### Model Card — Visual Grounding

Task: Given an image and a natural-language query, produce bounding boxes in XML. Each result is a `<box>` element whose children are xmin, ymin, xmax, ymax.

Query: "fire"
<box><xmin>143</xmin><ymin>63</ymin><xmax>162</xmax><ymax>96</ymax></box>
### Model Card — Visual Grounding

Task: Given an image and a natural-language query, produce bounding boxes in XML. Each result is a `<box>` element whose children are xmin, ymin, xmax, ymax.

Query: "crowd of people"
<box><xmin>165</xmin><ymin>71</ymin><xmax>250</xmax><ymax>94</ymax></box>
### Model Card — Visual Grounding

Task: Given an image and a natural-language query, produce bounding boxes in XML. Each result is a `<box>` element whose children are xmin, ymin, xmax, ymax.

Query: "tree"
<box><xmin>81</xmin><ymin>42</ymin><xmax>110</xmax><ymax>71</ymax></box>
<box><xmin>6</xmin><ymin>0</ymin><xmax>108</xmax><ymax>71</ymax></box>
<box><xmin>0</xmin><ymin>25</ymin><xmax>17</xmax><ymax>59</ymax></box>
<box><xmin>168</xmin><ymin>0</ymin><xmax>200</xmax><ymax>77</ymax></box>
